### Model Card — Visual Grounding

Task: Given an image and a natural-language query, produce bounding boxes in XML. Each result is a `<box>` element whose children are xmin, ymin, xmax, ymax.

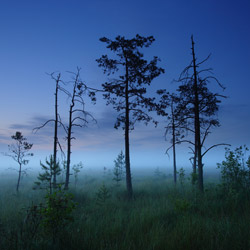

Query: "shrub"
<box><xmin>41</xmin><ymin>189</ymin><xmax>77</xmax><ymax>241</ymax></box>
<box><xmin>113</xmin><ymin>151</ymin><xmax>125</xmax><ymax>185</ymax></box>
<box><xmin>96</xmin><ymin>183</ymin><xmax>111</xmax><ymax>206</ymax></box>
<box><xmin>217</xmin><ymin>146</ymin><xmax>250</xmax><ymax>193</ymax></box>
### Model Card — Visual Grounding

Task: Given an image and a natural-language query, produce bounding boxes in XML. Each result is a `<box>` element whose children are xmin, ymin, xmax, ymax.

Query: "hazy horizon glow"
<box><xmin>0</xmin><ymin>0</ymin><xmax>250</xmax><ymax>173</ymax></box>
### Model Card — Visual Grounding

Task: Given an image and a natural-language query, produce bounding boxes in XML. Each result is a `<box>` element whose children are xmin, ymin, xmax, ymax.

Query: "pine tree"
<box><xmin>34</xmin><ymin>155</ymin><xmax>62</xmax><ymax>194</ymax></box>
<box><xmin>113</xmin><ymin>151</ymin><xmax>125</xmax><ymax>185</ymax></box>
<box><xmin>97</xmin><ymin>35</ymin><xmax>164</xmax><ymax>197</ymax></box>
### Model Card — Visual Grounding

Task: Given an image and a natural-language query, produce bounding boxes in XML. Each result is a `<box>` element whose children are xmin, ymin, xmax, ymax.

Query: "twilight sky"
<box><xmin>0</xmin><ymin>0</ymin><xmax>249</xmax><ymax>173</ymax></box>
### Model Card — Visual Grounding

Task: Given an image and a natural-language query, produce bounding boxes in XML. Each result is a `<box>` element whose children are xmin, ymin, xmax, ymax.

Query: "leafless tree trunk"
<box><xmin>125</xmin><ymin>60</ymin><xmax>133</xmax><ymax>198</ymax></box>
<box><xmin>33</xmin><ymin>73</ymin><xmax>64</xmax><ymax>190</ymax></box>
<box><xmin>53</xmin><ymin>74</ymin><xmax>61</xmax><ymax>188</ymax></box>
<box><xmin>191</xmin><ymin>35</ymin><xmax>203</xmax><ymax>192</ymax></box>
<box><xmin>16</xmin><ymin>163</ymin><xmax>22</xmax><ymax>192</ymax></box>
<box><xmin>64</xmin><ymin>72</ymin><xmax>78</xmax><ymax>190</ymax></box>
<box><xmin>64</xmin><ymin>81</ymin><xmax>76</xmax><ymax>190</ymax></box>
<box><xmin>171</xmin><ymin>103</ymin><xmax>177</xmax><ymax>185</ymax></box>
<box><xmin>64</xmin><ymin>68</ymin><xmax>96</xmax><ymax>190</ymax></box>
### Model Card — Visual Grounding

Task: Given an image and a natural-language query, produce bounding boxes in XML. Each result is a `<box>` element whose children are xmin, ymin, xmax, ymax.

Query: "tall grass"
<box><xmin>0</xmin><ymin>172</ymin><xmax>250</xmax><ymax>250</ymax></box>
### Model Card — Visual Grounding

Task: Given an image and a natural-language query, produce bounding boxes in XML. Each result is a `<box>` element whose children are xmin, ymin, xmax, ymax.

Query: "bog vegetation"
<box><xmin>1</xmin><ymin>35</ymin><xmax>249</xmax><ymax>249</ymax></box>
<box><xmin>1</xmin><ymin>146</ymin><xmax>250</xmax><ymax>250</ymax></box>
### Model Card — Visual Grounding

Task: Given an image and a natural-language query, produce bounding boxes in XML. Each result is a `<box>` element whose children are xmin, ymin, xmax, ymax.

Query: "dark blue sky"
<box><xmin>0</xmin><ymin>0</ymin><xmax>249</xmax><ymax>171</ymax></box>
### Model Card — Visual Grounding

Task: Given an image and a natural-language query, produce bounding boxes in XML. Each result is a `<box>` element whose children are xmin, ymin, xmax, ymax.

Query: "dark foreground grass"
<box><xmin>0</xmin><ymin>174</ymin><xmax>250</xmax><ymax>250</ymax></box>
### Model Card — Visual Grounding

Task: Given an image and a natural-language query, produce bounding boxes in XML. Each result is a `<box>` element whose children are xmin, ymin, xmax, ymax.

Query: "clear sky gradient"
<box><xmin>0</xmin><ymin>0</ymin><xmax>249</xmax><ymax>173</ymax></box>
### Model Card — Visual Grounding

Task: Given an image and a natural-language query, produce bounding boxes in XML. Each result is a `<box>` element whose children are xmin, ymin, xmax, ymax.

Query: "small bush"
<box><xmin>96</xmin><ymin>183</ymin><xmax>111</xmax><ymax>206</ymax></box>
<box><xmin>40</xmin><ymin>189</ymin><xmax>77</xmax><ymax>241</ymax></box>
<box><xmin>217</xmin><ymin>146</ymin><xmax>250</xmax><ymax>193</ymax></box>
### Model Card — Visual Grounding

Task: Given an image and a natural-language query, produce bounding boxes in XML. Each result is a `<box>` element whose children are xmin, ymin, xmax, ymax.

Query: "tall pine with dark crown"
<box><xmin>97</xmin><ymin>35</ymin><xmax>164</xmax><ymax>198</ymax></box>
<box><xmin>156</xmin><ymin>91</ymin><xmax>185</xmax><ymax>184</ymax></box>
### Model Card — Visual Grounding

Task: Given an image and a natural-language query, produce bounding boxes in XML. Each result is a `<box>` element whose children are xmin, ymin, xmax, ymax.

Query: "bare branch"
<box><xmin>214</xmin><ymin>93</ymin><xmax>227</xmax><ymax>99</ymax></box>
<box><xmin>202</xmin><ymin>76</ymin><xmax>225</xmax><ymax>90</ymax></box>
<box><xmin>165</xmin><ymin>139</ymin><xmax>195</xmax><ymax>155</ymax></box>
<box><xmin>58</xmin><ymin>85</ymin><xmax>71</xmax><ymax>96</ymax></box>
<box><xmin>72</xmin><ymin>116</ymin><xmax>88</xmax><ymax>125</ymax></box>
<box><xmin>72</xmin><ymin>109</ymin><xmax>87</xmax><ymax>114</ymax></box>
<box><xmin>202</xmin><ymin>143</ymin><xmax>231</xmax><ymax>157</ymax></box>
<box><xmin>57</xmin><ymin>140</ymin><xmax>65</xmax><ymax>159</ymax></box>
<box><xmin>201</xmin><ymin>122</ymin><xmax>213</xmax><ymax>147</ymax></box>
<box><xmin>197</xmin><ymin>68</ymin><xmax>213</xmax><ymax>75</ymax></box>
<box><xmin>57</xmin><ymin>120</ymin><xmax>67</xmax><ymax>134</ymax></box>
<box><xmin>197</xmin><ymin>54</ymin><xmax>211</xmax><ymax>66</ymax></box>
<box><xmin>179</xmin><ymin>126</ymin><xmax>195</xmax><ymax>134</ymax></box>
<box><xmin>188</xmin><ymin>146</ymin><xmax>195</xmax><ymax>154</ymax></box>
<box><xmin>33</xmin><ymin>119</ymin><xmax>55</xmax><ymax>133</ymax></box>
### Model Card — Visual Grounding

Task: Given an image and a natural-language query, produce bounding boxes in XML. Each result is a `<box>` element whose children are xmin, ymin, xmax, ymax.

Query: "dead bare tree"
<box><xmin>63</xmin><ymin>68</ymin><xmax>96</xmax><ymax>189</ymax></box>
<box><xmin>33</xmin><ymin>73</ymin><xmax>65</xmax><ymax>189</ymax></box>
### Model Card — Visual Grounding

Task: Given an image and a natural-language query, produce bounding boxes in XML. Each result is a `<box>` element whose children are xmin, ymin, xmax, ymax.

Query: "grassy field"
<box><xmin>0</xmin><ymin>169</ymin><xmax>250</xmax><ymax>250</ymax></box>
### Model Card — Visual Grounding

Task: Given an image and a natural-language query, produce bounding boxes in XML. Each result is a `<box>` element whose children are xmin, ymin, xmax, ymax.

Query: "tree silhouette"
<box><xmin>34</xmin><ymin>155</ymin><xmax>62</xmax><ymax>194</ymax></box>
<box><xmin>63</xmin><ymin>68</ymin><xmax>96</xmax><ymax>189</ymax></box>
<box><xmin>97</xmin><ymin>35</ymin><xmax>164</xmax><ymax>198</ymax></box>
<box><xmin>113</xmin><ymin>151</ymin><xmax>125</xmax><ymax>185</ymax></box>
<box><xmin>33</xmin><ymin>73</ymin><xmax>65</xmax><ymax>188</ymax></box>
<box><xmin>6</xmin><ymin>131</ymin><xmax>33</xmax><ymax>192</ymax></box>
<box><xmin>72</xmin><ymin>161</ymin><xmax>83</xmax><ymax>189</ymax></box>
<box><xmin>176</xmin><ymin>36</ymin><xmax>229</xmax><ymax>191</ymax></box>
<box><xmin>156</xmin><ymin>91</ymin><xmax>185</xmax><ymax>184</ymax></box>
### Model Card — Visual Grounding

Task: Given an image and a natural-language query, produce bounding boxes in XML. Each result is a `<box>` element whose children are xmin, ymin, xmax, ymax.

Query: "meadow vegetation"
<box><xmin>0</xmin><ymin>35</ymin><xmax>248</xmax><ymax>250</ymax></box>
<box><xmin>1</xmin><ymin>147</ymin><xmax>250</xmax><ymax>250</ymax></box>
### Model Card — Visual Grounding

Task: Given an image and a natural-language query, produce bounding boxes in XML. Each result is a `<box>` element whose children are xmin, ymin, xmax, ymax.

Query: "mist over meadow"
<box><xmin>0</xmin><ymin>1</ymin><xmax>250</xmax><ymax>249</ymax></box>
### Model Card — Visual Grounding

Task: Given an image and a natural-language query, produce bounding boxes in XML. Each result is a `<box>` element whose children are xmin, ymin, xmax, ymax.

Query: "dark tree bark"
<box><xmin>16</xmin><ymin>162</ymin><xmax>22</xmax><ymax>192</ymax></box>
<box><xmin>97</xmin><ymin>35</ymin><xmax>164</xmax><ymax>198</ymax></box>
<box><xmin>33</xmin><ymin>70</ymin><xmax>96</xmax><ymax>190</ymax></box>
<box><xmin>64</xmin><ymin>68</ymin><xmax>96</xmax><ymax>190</ymax></box>
<box><xmin>53</xmin><ymin>74</ymin><xmax>60</xmax><ymax>188</ymax></box>
<box><xmin>171</xmin><ymin>102</ymin><xmax>177</xmax><ymax>184</ymax></box>
<box><xmin>33</xmin><ymin>73</ymin><xmax>64</xmax><ymax>190</ymax></box>
<box><xmin>64</xmin><ymin>73</ymin><xmax>77</xmax><ymax>190</ymax></box>
<box><xmin>175</xmin><ymin>35</ymin><xmax>228</xmax><ymax>192</ymax></box>
<box><xmin>124</xmin><ymin>60</ymin><xmax>133</xmax><ymax>196</ymax></box>
<box><xmin>156</xmin><ymin>91</ymin><xmax>186</xmax><ymax>185</ymax></box>
<box><xmin>191</xmin><ymin>36</ymin><xmax>203</xmax><ymax>191</ymax></box>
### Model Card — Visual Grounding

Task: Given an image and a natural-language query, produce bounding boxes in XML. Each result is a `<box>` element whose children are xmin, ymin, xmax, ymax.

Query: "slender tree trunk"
<box><xmin>197</xmin><ymin>150</ymin><xmax>203</xmax><ymax>191</ymax></box>
<box><xmin>193</xmin><ymin>149</ymin><xmax>197</xmax><ymax>174</ymax></box>
<box><xmin>192</xmin><ymin>147</ymin><xmax>197</xmax><ymax>185</ymax></box>
<box><xmin>49</xmin><ymin>169</ymin><xmax>52</xmax><ymax>195</ymax></box>
<box><xmin>193</xmin><ymin>123</ymin><xmax>197</xmax><ymax>175</ymax></box>
<box><xmin>53</xmin><ymin>75</ymin><xmax>60</xmax><ymax>189</ymax></box>
<box><xmin>171</xmin><ymin>103</ymin><xmax>177</xmax><ymax>184</ymax></box>
<box><xmin>191</xmin><ymin>35</ymin><xmax>203</xmax><ymax>192</ymax></box>
<box><xmin>16</xmin><ymin>163</ymin><xmax>22</xmax><ymax>192</ymax></box>
<box><xmin>125</xmin><ymin>60</ymin><xmax>133</xmax><ymax>198</ymax></box>
<box><xmin>65</xmin><ymin>80</ymin><xmax>77</xmax><ymax>190</ymax></box>
<box><xmin>192</xmin><ymin>121</ymin><xmax>197</xmax><ymax>185</ymax></box>
<box><xmin>172</xmin><ymin>131</ymin><xmax>177</xmax><ymax>184</ymax></box>
<box><xmin>65</xmin><ymin>113</ymin><xmax>72</xmax><ymax>190</ymax></box>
